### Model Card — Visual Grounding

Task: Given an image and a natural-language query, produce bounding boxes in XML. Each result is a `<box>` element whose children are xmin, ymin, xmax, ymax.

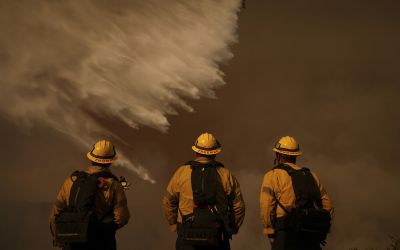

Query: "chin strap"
<box><xmin>273</xmin><ymin>153</ymin><xmax>281</xmax><ymax>166</ymax></box>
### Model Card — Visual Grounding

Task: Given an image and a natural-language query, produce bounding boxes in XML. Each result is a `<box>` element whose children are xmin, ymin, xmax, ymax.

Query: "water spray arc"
<box><xmin>0</xmin><ymin>0</ymin><xmax>242</xmax><ymax>182</ymax></box>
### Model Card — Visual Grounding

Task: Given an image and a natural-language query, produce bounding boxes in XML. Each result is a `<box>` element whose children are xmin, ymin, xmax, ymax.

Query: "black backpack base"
<box><xmin>275</xmin><ymin>207</ymin><xmax>331</xmax><ymax>242</ymax></box>
<box><xmin>179</xmin><ymin>209</ymin><xmax>223</xmax><ymax>246</ymax></box>
<box><xmin>55</xmin><ymin>170</ymin><xmax>117</xmax><ymax>245</ymax></box>
<box><xmin>273</xmin><ymin>164</ymin><xmax>331</xmax><ymax>243</ymax></box>
<box><xmin>178</xmin><ymin>161</ymin><xmax>226</xmax><ymax>246</ymax></box>
<box><xmin>55</xmin><ymin>211</ymin><xmax>95</xmax><ymax>244</ymax></box>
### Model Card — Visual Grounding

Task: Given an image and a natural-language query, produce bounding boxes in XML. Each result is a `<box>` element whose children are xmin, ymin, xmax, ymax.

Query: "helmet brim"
<box><xmin>192</xmin><ymin>146</ymin><xmax>222</xmax><ymax>155</ymax></box>
<box><xmin>272</xmin><ymin>148</ymin><xmax>302</xmax><ymax>156</ymax></box>
<box><xmin>87</xmin><ymin>152</ymin><xmax>114</xmax><ymax>164</ymax></box>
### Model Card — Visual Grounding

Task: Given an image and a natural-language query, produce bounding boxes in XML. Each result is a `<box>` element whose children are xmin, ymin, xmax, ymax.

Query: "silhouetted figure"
<box><xmin>163</xmin><ymin>132</ymin><xmax>245</xmax><ymax>250</ymax></box>
<box><xmin>260</xmin><ymin>136</ymin><xmax>333</xmax><ymax>250</ymax></box>
<box><xmin>49</xmin><ymin>140</ymin><xmax>130</xmax><ymax>250</ymax></box>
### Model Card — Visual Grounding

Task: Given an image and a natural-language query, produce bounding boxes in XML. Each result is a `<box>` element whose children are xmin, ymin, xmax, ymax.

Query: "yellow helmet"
<box><xmin>272</xmin><ymin>136</ymin><xmax>302</xmax><ymax>156</ymax></box>
<box><xmin>192</xmin><ymin>132</ymin><xmax>222</xmax><ymax>155</ymax></box>
<box><xmin>87</xmin><ymin>140</ymin><xmax>116</xmax><ymax>164</ymax></box>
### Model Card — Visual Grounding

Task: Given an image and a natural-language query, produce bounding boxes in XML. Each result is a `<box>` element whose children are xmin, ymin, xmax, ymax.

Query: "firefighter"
<box><xmin>163</xmin><ymin>132</ymin><xmax>245</xmax><ymax>250</ymax></box>
<box><xmin>260</xmin><ymin>136</ymin><xmax>333</xmax><ymax>250</ymax></box>
<box><xmin>49</xmin><ymin>140</ymin><xmax>130</xmax><ymax>250</ymax></box>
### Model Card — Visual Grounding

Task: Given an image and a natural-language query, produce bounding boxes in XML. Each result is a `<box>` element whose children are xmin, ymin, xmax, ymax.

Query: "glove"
<box><xmin>268</xmin><ymin>233</ymin><xmax>276</xmax><ymax>244</ymax></box>
<box><xmin>170</xmin><ymin>224</ymin><xmax>177</xmax><ymax>232</ymax></box>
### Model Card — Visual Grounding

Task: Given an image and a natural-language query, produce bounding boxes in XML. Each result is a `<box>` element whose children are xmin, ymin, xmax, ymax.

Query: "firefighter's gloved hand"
<box><xmin>231</xmin><ymin>224</ymin><xmax>239</xmax><ymax>235</ymax></box>
<box><xmin>268</xmin><ymin>233</ymin><xmax>276</xmax><ymax>244</ymax></box>
<box><xmin>170</xmin><ymin>224</ymin><xmax>177</xmax><ymax>232</ymax></box>
<box><xmin>119</xmin><ymin>176</ymin><xmax>131</xmax><ymax>190</ymax></box>
<box><xmin>53</xmin><ymin>239</ymin><xmax>64</xmax><ymax>248</ymax></box>
<box><xmin>99</xmin><ymin>221</ymin><xmax>118</xmax><ymax>235</ymax></box>
<box><xmin>224</xmin><ymin>227</ymin><xmax>234</xmax><ymax>239</ymax></box>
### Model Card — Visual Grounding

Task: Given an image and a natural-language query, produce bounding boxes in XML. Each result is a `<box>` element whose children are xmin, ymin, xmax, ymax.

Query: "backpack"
<box><xmin>55</xmin><ymin>170</ymin><xmax>117</xmax><ymax>244</ymax></box>
<box><xmin>273</xmin><ymin>164</ymin><xmax>331</xmax><ymax>242</ymax></box>
<box><xmin>178</xmin><ymin>161</ymin><xmax>228</xmax><ymax>246</ymax></box>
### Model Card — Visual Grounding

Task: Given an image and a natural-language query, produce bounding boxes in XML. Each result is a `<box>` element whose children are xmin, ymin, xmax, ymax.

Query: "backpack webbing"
<box><xmin>186</xmin><ymin>161</ymin><xmax>224</xmax><ymax>206</ymax></box>
<box><xmin>68</xmin><ymin>170</ymin><xmax>118</xmax><ymax>213</ymax></box>
<box><xmin>273</xmin><ymin>164</ymin><xmax>322</xmax><ymax>208</ymax></box>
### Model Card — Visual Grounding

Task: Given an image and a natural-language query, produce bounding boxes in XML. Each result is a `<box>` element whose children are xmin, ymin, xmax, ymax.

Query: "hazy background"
<box><xmin>1</xmin><ymin>0</ymin><xmax>400</xmax><ymax>249</ymax></box>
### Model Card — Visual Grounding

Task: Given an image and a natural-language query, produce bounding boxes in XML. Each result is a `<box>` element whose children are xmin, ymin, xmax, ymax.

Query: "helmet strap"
<box><xmin>274</xmin><ymin>153</ymin><xmax>280</xmax><ymax>166</ymax></box>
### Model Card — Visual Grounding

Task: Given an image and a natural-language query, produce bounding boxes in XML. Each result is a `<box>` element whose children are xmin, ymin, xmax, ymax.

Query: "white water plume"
<box><xmin>0</xmin><ymin>0</ymin><xmax>241</xmax><ymax>182</ymax></box>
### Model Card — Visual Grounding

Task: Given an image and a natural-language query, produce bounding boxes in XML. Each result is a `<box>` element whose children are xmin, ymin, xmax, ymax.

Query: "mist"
<box><xmin>0</xmin><ymin>0</ymin><xmax>241</xmax><ymax>182</ymax></box>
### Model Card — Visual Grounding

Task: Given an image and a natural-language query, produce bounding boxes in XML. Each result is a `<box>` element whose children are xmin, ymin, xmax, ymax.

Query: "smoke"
<box><xmin>3</xmin><ymin>1</ymin><xmax>400</xmax><ymax>250</ymax></box>
<box><xmin>0</xmin><ymin>0</ymin><xmax>241</xmax><ymax>182</ymax></box>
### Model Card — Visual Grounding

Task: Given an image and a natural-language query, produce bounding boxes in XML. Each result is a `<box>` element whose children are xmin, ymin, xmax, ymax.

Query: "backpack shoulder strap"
<box><xmin>185</xmin><ymin>160</ymin><xmax>224</xmax><ymax>169</ymax></box>
<box><xmin>68</xmin><ymin>171</ymin><xmax>88</xmax><ymax>211</ymax></box>
<box><xmin>274</xmin><ymin>164</ymin><xmax>322</xmax><ymax>207</ymax></box>
<box><xmin>297</xmin><ymin>167</ymin><xmax>323</xmax><ymax>207</ymax></box>
<box><xmin>273</xmin><ymin>163</ymin><xmax>294</xmax><ymax>175</ymax></box>
<box><xmin>94</xmin><ymin>170</ymin><xmax>119</xmax><ymax>181</ymax></box>
<box><xmin>185</xmin><ymin>160</ymin><xmax>201</xmax><ymax>169</ymax></box>
<box><xmin>70</xmin><ymin>170</ymin><xmax>87</xmax><ymax>181</ymax></box>
<box><xmin>187</xmin><ymin>160</ymin><xmax>223</xmax><ymax>206</ymax></box>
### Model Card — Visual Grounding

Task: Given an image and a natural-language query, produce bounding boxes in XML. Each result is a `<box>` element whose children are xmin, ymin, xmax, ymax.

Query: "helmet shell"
<box><xmin>192</xmin><ymin>132</ymin><xmax>222</xmax><ymax>155</ymax></box>
<box><xmin>272</xmin><ymin>136</ymin><xmax>302</xmax><ymax>156</ymax></box>
<box><xmin>87</xmin><ymin>140</ymin><xmax>116</xmax><ymax>164</ymax></box>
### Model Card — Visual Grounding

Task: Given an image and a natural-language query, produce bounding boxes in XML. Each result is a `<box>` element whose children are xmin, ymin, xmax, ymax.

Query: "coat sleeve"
<box><xmin>162</xmin><ymin>168</ymin><xmax>181</xmax><ymax>232</ymax></box>
<box><xmin>227</xmin><ymin>172</ymin><xmax>245</xmax><ymax>233</ymax></box>
<box><xmin>260</xmin><ymin>170</ymin><xmax>277</xmax><ymax>235</ymax></box>
<box><xmin>311</xmin><ymin>172</ymin><xmax>334</xmax><ymax>218</ymax></box>
<box><xmin>112</xmin><ymin>181</ymin><xmax>130</xmax><ymax>228</ymax></box>
<box><xmin>49</xmin><ymin>178</ymin><xmax>71</xmax><ymax>246</ymax></box>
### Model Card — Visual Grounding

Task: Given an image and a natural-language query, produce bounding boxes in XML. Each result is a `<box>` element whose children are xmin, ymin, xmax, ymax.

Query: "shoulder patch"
<box><xmin>262</xmin><ymin>186</ymin><xmax>274</xmax><ymax>195</ymax></box>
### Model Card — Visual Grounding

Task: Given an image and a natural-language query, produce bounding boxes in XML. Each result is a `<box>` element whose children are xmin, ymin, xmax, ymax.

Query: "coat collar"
<box><xmin>86</xmin><ymin>165</ymin><xmax>109</xmax><ymax>174</ymax></box>
<box><xmin>283</xmin><ymin>162</ymin><xmax>302</xmax><ymax>170</ymax></box>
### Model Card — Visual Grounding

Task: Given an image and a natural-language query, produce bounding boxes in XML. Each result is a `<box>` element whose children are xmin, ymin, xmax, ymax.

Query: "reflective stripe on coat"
<box><xmin>260</xmin><ymin>163</ymin><xmax>333</xmax><ymax>235</ymax></box>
